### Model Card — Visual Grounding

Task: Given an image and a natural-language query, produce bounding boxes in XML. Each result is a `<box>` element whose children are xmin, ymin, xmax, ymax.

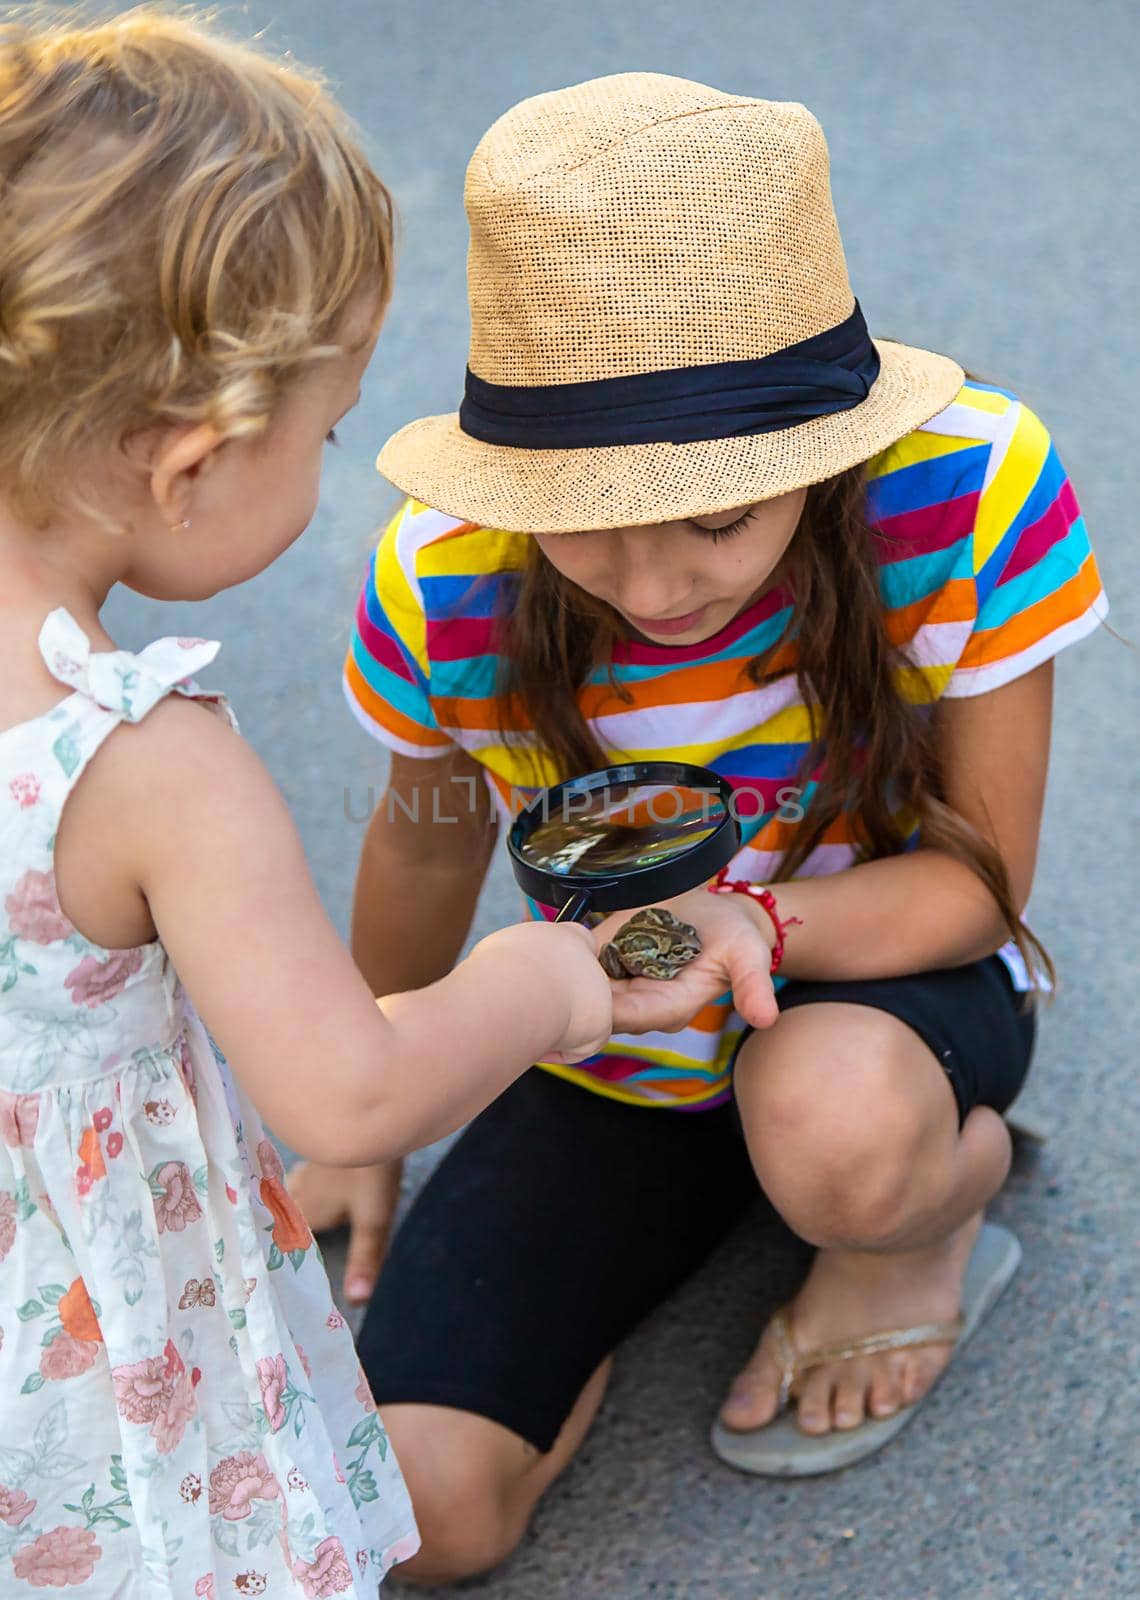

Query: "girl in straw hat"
<box><xmin>0</xmin><ymin>15</ymin><xmax>620</xmax><ymax>1594</ymax></box>
<box><xmin>299</xmin><ymin>72</ymin><xmax>1107</xmax><ymax>1577</ymax></box>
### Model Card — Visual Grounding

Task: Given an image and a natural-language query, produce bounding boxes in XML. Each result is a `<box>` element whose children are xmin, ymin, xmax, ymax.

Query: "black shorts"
<box><xmin>356</xmin><ymin>954</ymin><xmax>1035</xmax><ymax>1454</ymax></box>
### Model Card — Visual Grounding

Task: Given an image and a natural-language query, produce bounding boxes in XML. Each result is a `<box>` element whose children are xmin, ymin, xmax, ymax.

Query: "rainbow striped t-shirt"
<box><xmin>344</xmin><ymin>382</ymin><xmax>1107</xmax><ymax>1111</ymax></box>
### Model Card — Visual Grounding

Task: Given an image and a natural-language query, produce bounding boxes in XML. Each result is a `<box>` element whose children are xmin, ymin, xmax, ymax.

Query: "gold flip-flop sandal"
<box><xmin>711</xmin><ymin>1222</ymin><xmax>1022</xmax><ymax>1477</ymax></box>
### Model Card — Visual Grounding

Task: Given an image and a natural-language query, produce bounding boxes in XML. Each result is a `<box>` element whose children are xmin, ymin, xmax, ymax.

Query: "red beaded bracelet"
<box><xmin>708</xmin><ymin>866</ymin><xmax>803</xmax><ymax>973</ymax></box>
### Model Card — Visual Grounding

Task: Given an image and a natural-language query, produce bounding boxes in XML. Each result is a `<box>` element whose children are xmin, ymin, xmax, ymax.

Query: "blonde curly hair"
<box><xmin>0</xmin><ymin>7</ymin><xmax>394</xmax><ymax>527</ymax></box>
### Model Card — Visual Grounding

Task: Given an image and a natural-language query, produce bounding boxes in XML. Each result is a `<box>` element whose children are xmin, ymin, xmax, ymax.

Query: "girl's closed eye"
<box><xmin>690</xmin><ymin>509</ymin><xmax>752</xmax><ymax>543</ymax></box>
<box><xmin>561</xmin><ymin>511</ymin><xmax>754</xmax><ymax>542</ymax></box>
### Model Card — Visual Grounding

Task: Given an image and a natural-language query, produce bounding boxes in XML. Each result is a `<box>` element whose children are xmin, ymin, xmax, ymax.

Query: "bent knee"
<box><xmin>395</xmin><ymin>1473</ymin><xmax>522</xmax><ymax>1586</ymax></box>
<box><xmin>397</xmin><ymin>1515</ymin><xmax>520</xmax><ymax>1588</ymax></box>
<box><xmin>382</xmin><ymin>1407</ymin><xmax>532</xmax><ymax>1585</ymax></box>
<box><xmin>736</xmin><ymin>1009</ymin><xmax>947</xmax><ymax>1246</ymax></box>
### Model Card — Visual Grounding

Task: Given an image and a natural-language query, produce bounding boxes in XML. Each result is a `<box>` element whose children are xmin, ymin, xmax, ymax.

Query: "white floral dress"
<box><xmin>0</xmin><ymin>611</ymin><xmax>418</xmax><ymax>1598</ymax></box>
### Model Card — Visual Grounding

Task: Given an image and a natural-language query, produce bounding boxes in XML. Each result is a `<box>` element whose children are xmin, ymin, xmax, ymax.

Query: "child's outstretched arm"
<box><xmin>65</xmin><ymin>697</ymin><xmax>611</xmax><ymax>1166</ymax></box>
<box><xmin>286</xmin><ymin>746</ymin><xmax>502</xmax><ymax>1296</ymax></box>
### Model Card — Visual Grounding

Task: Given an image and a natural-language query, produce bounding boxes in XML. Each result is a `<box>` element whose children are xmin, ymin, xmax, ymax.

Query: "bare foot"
<box><xmin>720</xmin><ymin>1212</ymin><xmax>983</xmax><ymax>1436</ymax></box>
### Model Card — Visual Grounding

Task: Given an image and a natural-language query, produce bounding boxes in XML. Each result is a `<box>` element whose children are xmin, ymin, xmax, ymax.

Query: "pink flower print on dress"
<box><xmin>5</xmin><ymin>868</ymin><xmax>73</xmax><ymax>944</ymax></box>
<box><xmin>93</xmin><ymin>1107</ymin><xmax>112</xmax><ymax>1132</ymax></box>
<box><xmin>0</xmin><ymin>1484</ymin><xmax>36</xmax><ymax>1526</ymax></box>
<box><xmin>0</xmin><ymin>1191</ymin><xmax>16</xmax><ymax>1264</ymax></box>
<box><xmin>332</xmin><ymin>1452</ymin><xmax>346</xmax><ymax>1485</ymax></box>
<box><xmin>256</xmin><ymin>1353</ymin><xmax>288</xmax><ymax>1432</ymax></box>
<box><xmin>151</xmin><ymin>1360</ymin><xmax>197</xmax><ymax>1454</ymax></box>
<box><xmin>152</xmin><ymin>1160</ymin><xmax>202</xmax><ymax>1233</ymax></box>
<box><xmin>193</xmin><ymin>1575</ymin><xmax>216</xmax><ymax>1600</ymax></box>
<box><xmin>256</xmin><ymin>1138</ymin><xmax>285</xmax><ymax>1183</ymax></box>
<box><xmin>325</xmin><ymin>1309</ymin><xmax>345</xmax><ymax>1332</ymax></box>
<box><xmin>40</xmin><ymin>1328</ymin><xmax>100</xmax><ymax>1380</ymax></box>
<box><xmin>177</xmin><ymin>637</ymin><xmax>209</xmax><ymax>650</ymax></box>
<box><xmin>8</xmin><ymin>772</ymin><xmax>40</xmax><ymax>808</ymax></box>
<box><xmin>291</xmin><ymin>1535</ymin><xmax>354</xmax><ymax>1598</ymax></box>
<box><xmin>355</xmin><ymin>1368</ymin><xmax>375</xmax><ymax>1411</ymax></box>
<box><xmin>112</xmin><ymin>1353</ymin><xmax>168</xmax><ymax>1424</ymax></box>
<box><xmin>112</xmin><ymin>1339</ymin><xmax>197</xmax><ymax>1453</ymax></box>
<box><xmin>64</xmin><ymin>947</ymin><xmax>143</xmax><ymax>1008</ymax></box>
<box><xmin>152</xmin><ymin>1340</ymin><xmax>198</xmax><ymax>1453</ymax></box>
<box><xmin>0</xmin><ymin>1090</ymin><xmax>39</xmax><ymax>1147</ymax></box>
<box><xmin>207</xmin><ymin>1451</ymin><xmax>280</xmax><ymax>1521</ymax></box>
<box><xmin>296</xmin><ymin>1344</ymin><xmax>312</xmax><ymax>1381</ymax></box>
<box><xmin>12</xmin><ymin>1525</ymin><xmax>101</xmax><ymax>1587</ymax></box>
<box><xmin>106</xmin><ymin>1131</ymin><xmax>124</xmax><ymax>1158</ymax></box>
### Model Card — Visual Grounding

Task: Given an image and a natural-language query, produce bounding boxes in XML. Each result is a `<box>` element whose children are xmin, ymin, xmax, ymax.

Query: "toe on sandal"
<box><xmin>710</xmin><ymin>1222</ymin><xmax>1022</xmax><ymax>1477</ymax></box>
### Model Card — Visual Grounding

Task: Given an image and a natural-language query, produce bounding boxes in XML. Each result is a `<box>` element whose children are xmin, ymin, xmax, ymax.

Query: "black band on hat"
<box><xmin>459</xmin><ymin>302</ymin><xmax>880</xmax><ymax>450</ymax></box>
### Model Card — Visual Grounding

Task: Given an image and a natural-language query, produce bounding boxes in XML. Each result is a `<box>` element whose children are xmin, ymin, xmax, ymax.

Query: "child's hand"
<box><xmin>475</xmin><ymin>921</ymin><xmax>613</xmax><ymax>1064</ymax></box>
<box><xmin>596</xmin><ymin>890</ymin><xmax>780</xmax><ymax>1037</ymax></box>
<box><xmin>286</xmin><ymin>1158</ymin><xmax>401</xmax><ymax>1305</ymax></box>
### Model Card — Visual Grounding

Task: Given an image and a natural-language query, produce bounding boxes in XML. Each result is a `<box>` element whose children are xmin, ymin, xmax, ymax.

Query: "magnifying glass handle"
<box><xmin>554</xmin><ymin>890</ymin><xmax>593</xmax><ymax>924</ymax></box>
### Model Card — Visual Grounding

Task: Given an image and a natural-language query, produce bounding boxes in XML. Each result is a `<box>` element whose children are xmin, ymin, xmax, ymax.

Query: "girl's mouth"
<box><xmin>624</xmin><ymin>605</ymin><xmax>708</xmax><ymax>638</ymax></box>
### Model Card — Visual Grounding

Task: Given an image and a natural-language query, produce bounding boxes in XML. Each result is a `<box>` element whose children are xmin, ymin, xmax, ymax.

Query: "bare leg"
<box><xmin>387</xmin><ymin>1356</ymin><xmax>613</xmax><ymax>1587</ymax></box>
<box><xmin>722</xmin><ymin>1003</ymin><xmax>1011</xmax><ymax>1435</ymax></box>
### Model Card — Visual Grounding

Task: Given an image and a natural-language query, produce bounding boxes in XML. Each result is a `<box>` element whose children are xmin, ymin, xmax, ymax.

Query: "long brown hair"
<box><xmin>496</xmin><ymin>467</ymin><xmax>1055</xmax><ymax>999</ymax></box>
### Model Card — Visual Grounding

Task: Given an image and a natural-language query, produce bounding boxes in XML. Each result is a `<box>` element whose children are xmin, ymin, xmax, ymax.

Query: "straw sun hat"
<box><xmin>377</xmin><ymin>72</ymin><xmax>964</xmax><ymax>533</ymax></box>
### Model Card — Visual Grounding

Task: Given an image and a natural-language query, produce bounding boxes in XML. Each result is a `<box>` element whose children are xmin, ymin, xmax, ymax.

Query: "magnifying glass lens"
<box><xmin>520</xmin><ymin>781</ymin><xmax>728</xmax><ymax>877</ymax></box>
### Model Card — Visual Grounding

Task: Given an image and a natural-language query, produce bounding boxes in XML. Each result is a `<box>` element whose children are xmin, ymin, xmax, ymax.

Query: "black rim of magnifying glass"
<box><xmin>507</xmin><ymin>761</ymin><xmax>741</xmax><ymax>920</ymax></box>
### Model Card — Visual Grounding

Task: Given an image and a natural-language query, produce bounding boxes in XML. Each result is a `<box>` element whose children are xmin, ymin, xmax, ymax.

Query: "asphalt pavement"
<box><xmin>106</xmin><ymin>2</ymin><xmax>1139</xmax><ymax>1595</ymax></box>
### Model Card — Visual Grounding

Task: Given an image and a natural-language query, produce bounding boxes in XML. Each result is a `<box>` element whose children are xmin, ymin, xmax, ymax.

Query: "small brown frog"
<box><xmin>598</xmin><ymin>907</ymin><xmax>702</xmax><ymax>981</ymax></box>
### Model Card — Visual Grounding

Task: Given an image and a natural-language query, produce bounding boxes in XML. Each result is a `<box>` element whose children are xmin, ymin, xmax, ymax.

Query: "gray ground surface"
<box><xmin>106</xmin><ymin>1</ymin><xmax>1138</xmax><ymax>1595</ymax></box>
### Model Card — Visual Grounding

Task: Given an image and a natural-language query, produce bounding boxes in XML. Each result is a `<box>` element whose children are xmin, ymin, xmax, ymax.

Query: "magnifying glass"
<box><xmin>508</xmin><ymin>761</ymin><xmax>741</xmax><ymax>923</ymax></box>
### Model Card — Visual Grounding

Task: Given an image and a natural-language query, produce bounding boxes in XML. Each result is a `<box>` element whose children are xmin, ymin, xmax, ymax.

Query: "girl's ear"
<box><xmin>122</xmin><ymin>422</ymin><xmax>225</xmax><ymax>529</ymax></box>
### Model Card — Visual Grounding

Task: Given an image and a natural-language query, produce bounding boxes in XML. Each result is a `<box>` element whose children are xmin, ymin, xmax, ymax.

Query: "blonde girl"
<box><xmin>0</xmin><ymin>15</ymin><xmax>617</xmax><ymax>1596</ymax></box>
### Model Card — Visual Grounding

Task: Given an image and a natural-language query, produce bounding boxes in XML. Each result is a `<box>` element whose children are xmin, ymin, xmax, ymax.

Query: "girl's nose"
<box><xmin>609</xmin><ymin>526</ymin><xmax>693</xmax><ymax>619</ymax></box>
